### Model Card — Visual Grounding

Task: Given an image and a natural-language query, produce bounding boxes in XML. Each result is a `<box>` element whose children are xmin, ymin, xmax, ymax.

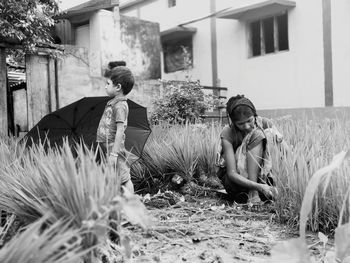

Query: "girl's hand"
<box><xmin>259</xmin><ymin>184</ymin><xmax>278</xmax><ymax>200</ymax></box>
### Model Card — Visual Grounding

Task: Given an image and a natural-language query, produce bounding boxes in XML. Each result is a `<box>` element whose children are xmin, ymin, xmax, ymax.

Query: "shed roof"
<box><xmin>55</xmin><ymin>0</ymin><xmax>118</xmax><ymax>19</ymax></box>
<box><xmin>7</xmin><ymin>63</ymin><xmax>26</xmax><ymax>88</ymax></box>
<box><xmin>161</xmin><ymin>26</ymin><xmax>197</xmax><ymax>43</ymax></box>
<box><xmin>217</xmin><ymin>0</ymin><xmax>296</xmax><ymax>21</ymax></box>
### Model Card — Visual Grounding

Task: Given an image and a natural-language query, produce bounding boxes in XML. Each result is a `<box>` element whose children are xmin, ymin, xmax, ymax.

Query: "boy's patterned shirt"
<box><xmin>96</xmin><ymin>97</ymin><xmax>128</xmax><ymax>152</ymax></box>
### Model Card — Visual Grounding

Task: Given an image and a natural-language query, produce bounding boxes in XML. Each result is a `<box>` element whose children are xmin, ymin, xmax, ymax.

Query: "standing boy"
<box><xmin>96</xmin><ymin>63</ymin><xmax>135</xmax><ymax>193</ymax></box>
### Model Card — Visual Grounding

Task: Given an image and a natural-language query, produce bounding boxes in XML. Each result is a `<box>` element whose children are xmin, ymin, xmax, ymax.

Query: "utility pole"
<box><xmin>0</xmin><ymin>47</ymin><xmax>8</xmax><ymax>135</ymax></box>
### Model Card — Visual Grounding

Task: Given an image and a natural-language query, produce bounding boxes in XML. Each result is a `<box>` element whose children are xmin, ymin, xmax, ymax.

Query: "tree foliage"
<box><xmin>0</xmin><ymin>0</ymin><xmax>59</xmax><ymax>52</ymax></box>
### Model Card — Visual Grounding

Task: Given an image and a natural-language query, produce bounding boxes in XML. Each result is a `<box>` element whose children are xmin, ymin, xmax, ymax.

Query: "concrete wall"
<box><xmin>75</xmin><ymin>24</ymin><xmax>90</xmax><ymax>49</ymax></box>
<box><xmin>120</xmin><ymin>15</ymin><xmax>161</xmax><ymax>79</ymax></box>
<box><xmin>216</xmin><ymin>0</ymin><xmax>325</xmax><ymax>110</ymax></box>
<box><xmin>121</xmin><ymin>0</ymin><xmax>214</xmax><ymax>86</ymax></box>
<box><xmin>55</xmin><ymin>7</ymin><xmax>162</xmax><ymax>107</ymax></box>
<box><xmin>121</xmin><ymin>0</ymin><xmax>350</xmax><ymax>110</ymax></box>
<box><xmin>127</xmin><ymin>79</ymin><xmax>164</xmax><ymax>114</ymax></box>
<box><xmin>59</xmin><ymin>0</ymin><xmax>350</xmax><ymax>110</ymax></box>
<box><xmin>331</xmin><ymin>0</ymin><xmax>350</xmax><ymax>107</ymax></box>
<box><xmin>57</xmin><ymin>46</ymin><xmax>105</xmax><ymax>107</ymax></box>
<box><xmin>89</xmin><ymin>9</ymin><xmax>121</xmax><ymax>77</ymax></box>
<box><xmin>57</xmin><ymin>45</ymin><xmax>162</xmax><ymax>111</ymax></box>
<box><xmin>10</xmin><ymin>48</ymin><xmax>161</xmax><ymax>134</ymax></box>
<box><xmin>62</xmin><ymin>9</ymin><xmax>161</xmax><ymax>80</ymax></box>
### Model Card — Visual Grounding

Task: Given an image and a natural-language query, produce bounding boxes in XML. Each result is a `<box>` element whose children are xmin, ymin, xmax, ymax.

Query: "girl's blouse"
<box><xmin>220</xmin><ymin>116</ymin><xmax>273</xmax><ymax>152</ymax></box>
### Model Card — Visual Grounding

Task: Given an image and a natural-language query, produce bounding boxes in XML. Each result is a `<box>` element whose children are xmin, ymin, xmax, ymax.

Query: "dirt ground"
<box><xmin>120</xmin><ymin>194</ymin><xmax>296</xmax><ymax>263</ymax></box>
<box><xmin>2</xmin><ymin>191</ymin><xmax>333</xmax><ymax>263</ymax></box>
<box><xmin>113</xmin><ymin>190</ymin><xmax>336</xmax><ymax>263</ymax></box>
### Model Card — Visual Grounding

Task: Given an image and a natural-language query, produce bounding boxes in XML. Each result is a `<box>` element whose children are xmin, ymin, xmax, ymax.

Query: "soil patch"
<box><xmin>124</xmin><ymin>196</ymin><xmax>293</xmax><ymax>263</ymax></box>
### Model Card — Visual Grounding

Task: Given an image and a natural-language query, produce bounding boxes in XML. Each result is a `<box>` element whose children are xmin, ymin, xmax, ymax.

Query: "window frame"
<box><xmin>247</xmin><ymin>11</ymin><xmax>289</xmax><ymax>58</ymax></box>
<box><xmin>162</xmin><ymin>35</ymin><xmax>193</xmax><ymax>73</ymax></box>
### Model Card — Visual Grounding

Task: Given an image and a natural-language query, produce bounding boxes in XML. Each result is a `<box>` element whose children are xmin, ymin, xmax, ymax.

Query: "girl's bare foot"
<box><xmin>248</xmin><ymin>190</ymin><xmax>261</xmax><ymax>204</ymax></box>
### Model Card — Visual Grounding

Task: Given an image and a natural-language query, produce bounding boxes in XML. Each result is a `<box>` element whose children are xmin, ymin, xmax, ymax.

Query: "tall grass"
<box><xmin>270</xmin><ymin>151</ymin><xmax>350</xmax><ymax>262</ymax></box>
<box><xmin>131</xmin><ymin>123</ymin><xmax>221</xmax><ymax>192</ymax></box>
<box><xmin>271</xmin><ymin>117</ymin><xmax>350</xmax><ymax>232</ymax></box>
<box><xmin>134</xmin><ymin>117</ymin><xmax>350</xmax><ymax>232</ymax></box>
<box><xmin>0</xmin><ymin>216</ymin><xmax>89</xmax><ymax>263</ymax></box>
<box><xmin>0</xmin><ymin>141</ymin><xmax>120</xmax><ymax>227</ymax></box>
<box><xmin>0</xmin><ymin>137</ymin><xmax>150</xmax><ymax>261</ymax></box>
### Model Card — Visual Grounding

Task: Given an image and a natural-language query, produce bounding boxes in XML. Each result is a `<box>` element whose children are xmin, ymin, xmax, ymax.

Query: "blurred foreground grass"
<box><xmin>0</xmin><ymin>137</ymin><xmax>150</xmax><ymax>262</ymax></box>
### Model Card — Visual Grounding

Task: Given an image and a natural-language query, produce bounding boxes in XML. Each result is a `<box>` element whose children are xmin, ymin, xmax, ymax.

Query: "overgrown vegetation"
<box><xmin>1</xmin><ymin>115</ymin><xmax>350</xmax><ymax>260</ymax></box>
<box><xmin>133</xmin><ymin>116</ymin><xmax>350</xmax><ymax>234</ymax></box>
<box><xmin>0</xmin><ymin>137</ymin><xmax>150</xmax><ymax>262</ymax></box>
<box><xmin>131</xmin><ymin>123</ymin><xmax>221</xmax><ymax>192</ymax></box>
<box><xmin>272</xmin><ymin>117</ymin><xmax>350</xmax><ymax>232</ymax></box>
<box><xmin>270</xmin><ymin>150</ymin><xmax>350</xmax><ymax>262</ymax></box>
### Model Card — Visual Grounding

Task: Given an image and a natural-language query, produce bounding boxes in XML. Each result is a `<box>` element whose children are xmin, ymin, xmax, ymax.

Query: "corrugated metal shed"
<box><xmin>7</xmin><ymin>64</ymin><xmax>26</xmax><ymax>88</ymax></box>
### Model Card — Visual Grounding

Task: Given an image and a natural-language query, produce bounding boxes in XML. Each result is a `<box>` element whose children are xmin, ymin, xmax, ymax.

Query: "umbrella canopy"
<box><xmin>24</xmin><ymin>97</ymin><xmax>151</xmax><ymax>159</ymax></box>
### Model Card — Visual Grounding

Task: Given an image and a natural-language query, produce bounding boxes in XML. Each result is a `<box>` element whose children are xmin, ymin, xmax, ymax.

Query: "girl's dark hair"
<box><xmin>104</xmin><ymin>64</ymin><xmax>134</xmax><ymax>95</ymax></box>
<box><xmin>226</xmin><ymin>95</ymin><xmax>257</xmax><ymax>123</ymax></box>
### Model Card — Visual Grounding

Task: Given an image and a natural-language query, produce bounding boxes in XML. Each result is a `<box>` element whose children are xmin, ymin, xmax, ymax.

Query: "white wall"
<box><xmin>89</xmin><ymin>10</ymin><xmax>121</xmax><ymax>77</ymax></box>
<box><xmin>75</xmin><ymin>24</ymin><xmax>90</xmax><ymax>49</ymax></box>
<box><xmin>62</xmin><ymin>0</ymin><xmax>347</xmax><ymax>109</ymax></box>
<box><xmin>122</xmin><ymin>0</ymin><xmax>329</xmax><ymax>109</ymax></box>
<box><xmin>331</xmin><ymin>0</ymin><xmax>350</xmax><ymax>107</ymax></box>
<box><xmin>216</xmin><ymin>0</ymin><xmax>325</xmax><ymax>110</ymax></box>
<box><xmin>217</xmin><ymin>0</ymin><xmax>325</xmax><ymax>109</ymax></box>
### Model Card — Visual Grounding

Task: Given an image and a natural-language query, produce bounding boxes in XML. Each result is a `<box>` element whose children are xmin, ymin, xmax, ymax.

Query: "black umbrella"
<box><xmin>24</xmin><ymin>97</ymin><xmax>151</xmax><ymax>160</ymax></box>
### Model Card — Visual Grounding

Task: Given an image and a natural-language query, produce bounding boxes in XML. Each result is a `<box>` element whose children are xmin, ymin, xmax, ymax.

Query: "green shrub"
<box><xmin>150</xmin><ymin>81</ymin><xmax>215</xmax><ymax>124</ymax></box>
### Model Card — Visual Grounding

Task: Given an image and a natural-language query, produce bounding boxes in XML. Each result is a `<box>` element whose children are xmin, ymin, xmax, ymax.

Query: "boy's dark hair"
<box><xmin>104</xmin><ymin>65</ymin><xmax>134</xmax><ymax>95</ymax></box>
<box><xmin>108</xmin><ymin>61</ymin><xmax>126</xmax><ymax>68</ymax></box>
<box><xmin>226</xmin><ymin>95</ymin><xmax>257</xmax><ymax>123</ymax></box>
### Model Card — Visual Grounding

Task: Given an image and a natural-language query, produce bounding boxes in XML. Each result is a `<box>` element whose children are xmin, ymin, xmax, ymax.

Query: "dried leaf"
<box><xmin>210</xmin><ymin>206</ymin><xmax>218</xmax><ymax>211</ymax></box>
<box><xmin>318</xmin><ymin>232</ymin><xmax>328</xmax><ymax>246</ymax></box>
<box><xmin>335</xmin><ymin>223</ymin><xmax>350</xmax><ymax>261</ymax></box>
<box><xmin>270</xmin><ymin>238</ymin><xmax>312</xmax><ymax>263</ymax></box>
<box><xmin>143</xmin><ymin>193</ymin><xmax>151</xmax><ymax>202</ymax></box>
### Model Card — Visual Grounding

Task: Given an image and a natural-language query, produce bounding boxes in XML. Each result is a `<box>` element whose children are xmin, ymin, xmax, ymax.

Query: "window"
<box><xmin>163</xmin><ymin>36</ymin><xmax>193</xmax><ymax>73</ymax></box>
<box><xmin>249</xmin><ymin>12</ymin><xmax>289</xmax><ymax>57</ymax></box>
<box><xmin>168</xmin><ymin>0</ymin><xmax>176</xmax><ymax>8</ymax></box>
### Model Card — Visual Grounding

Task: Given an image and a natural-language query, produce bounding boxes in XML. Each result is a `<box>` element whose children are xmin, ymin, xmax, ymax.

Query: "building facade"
<box><xmin>120</xmin><ymin>0</ymin><xmax>350</xmax><ymax>110</ymax></box>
